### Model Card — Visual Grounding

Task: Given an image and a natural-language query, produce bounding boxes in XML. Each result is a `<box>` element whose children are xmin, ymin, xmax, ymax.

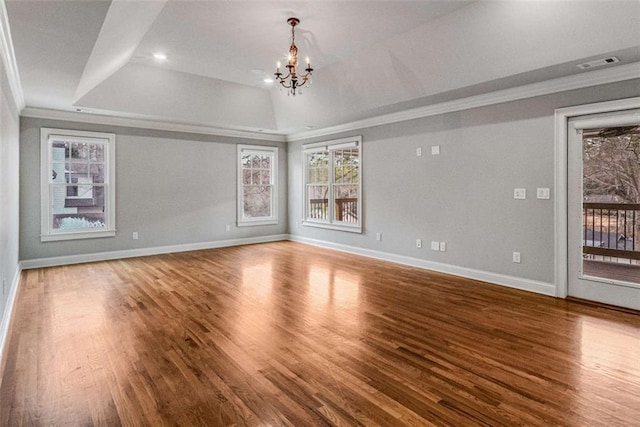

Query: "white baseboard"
<box><xmin>0</xmin><ymin>263</ymin><xmax>22</xmax><ymax>378</ymax></box>
<box><xmin>289</xmin><ymin>235</ymin><xmax>557</xmax><ymax>297</ymax></box>
<box><xmin>18</xmin><ymin>232</ymin><xmax>557</xmax><ymax>297</ymax></box>
<box><xmin>20</xmin><ymin>234</ymin><xmax>289</xmax><ymax>269</ymax></box>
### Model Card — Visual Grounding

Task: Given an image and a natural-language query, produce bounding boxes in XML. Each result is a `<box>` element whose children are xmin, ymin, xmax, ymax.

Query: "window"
<box><xmin>40</xmin><ymin>128</ymin><xmax>116</xmax><ymax>241</ymax></box>
<box><xmin>303</xmin><ymin>136</ymin><xmax>362</xmax><ymax>232</ymax></box>
<box><xmin>237</xmin><ymin>145</ymin><xmax>278</xmax><ymax>226</ymax></box>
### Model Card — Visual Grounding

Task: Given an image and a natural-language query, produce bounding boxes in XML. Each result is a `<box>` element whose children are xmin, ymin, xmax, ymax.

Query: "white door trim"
<box><xmin>554</xmin><ymin>97</ymin><xmax>640</xmax><ymax>298</ymax></box>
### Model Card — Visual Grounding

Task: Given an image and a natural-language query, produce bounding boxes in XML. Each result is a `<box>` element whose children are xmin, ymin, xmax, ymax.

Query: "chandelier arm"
<box><xmin>276</xmin><ymin>72</ymin><xmax>293</xmax><ymax>81</ymax></box>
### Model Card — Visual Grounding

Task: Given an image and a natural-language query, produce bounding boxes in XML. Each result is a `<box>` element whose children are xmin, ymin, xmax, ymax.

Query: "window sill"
<box><xmin>302</xmin><ymin>220</ymin><xmax>362</xmax><ymax>234</ymax></box>
<box><xmin>237</xmin><ymin>219</ymin><xmax>279</xmax><ymax>227</ymax></box>
<box><xmin>41</xmin><ymin>229</ymin><xmax>116</xmax><ymax>242</ymax></box>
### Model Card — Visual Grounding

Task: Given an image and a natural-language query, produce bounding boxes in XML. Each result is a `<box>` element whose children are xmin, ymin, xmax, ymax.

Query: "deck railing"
<box><xmin>583</xmin><ymin>203</ymin><xmax>640</xmax><ymax>261</ymax></box>
<box><xmin>309</xmin><ymin>198</ymin><xmax>358</xmax><ymax>223</ymax></box>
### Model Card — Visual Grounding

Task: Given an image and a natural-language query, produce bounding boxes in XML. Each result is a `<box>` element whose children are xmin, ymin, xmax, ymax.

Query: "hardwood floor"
<box><xmin>2</xmin><ymin>241</ymin><xmax>640</xmax><ymax>426</ymax></box>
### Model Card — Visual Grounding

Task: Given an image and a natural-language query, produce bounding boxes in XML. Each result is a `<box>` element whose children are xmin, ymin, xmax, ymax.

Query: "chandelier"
<box><xmin>274</xmin><ymin>17</ymin><xmax>313</xmax><ymax>96</ymax></box>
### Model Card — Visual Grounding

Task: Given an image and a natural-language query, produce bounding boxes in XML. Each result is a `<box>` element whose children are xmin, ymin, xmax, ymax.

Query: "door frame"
<box><xmin>554</xmin><ymin>96</ymin><xmax>640</xmax><ymax>298</ymax></box>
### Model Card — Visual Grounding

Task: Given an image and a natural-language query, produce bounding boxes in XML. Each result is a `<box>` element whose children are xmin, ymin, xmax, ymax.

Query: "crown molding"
<box><xmin>18</xmin><ymin>62</ymin><xmax>640</xmax><ymax>143</ymax></box>
<box><xmin>0</xmin><ymin>0</ymin><xmax>25</xmax><ymax>111</ymax></box>
<box><xmin>20</xmin><ymin>107</ymin><xmax>287</xmax><ymax>142</ymax></box>
<box><xmin>286</xmin><ymin>62</ymin><xmax>640</xmax><ymax>142</ymax></box>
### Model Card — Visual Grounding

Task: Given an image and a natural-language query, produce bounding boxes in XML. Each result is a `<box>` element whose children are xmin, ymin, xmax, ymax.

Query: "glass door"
<box><xmin>567</xmin><ymin>110</ymin><xmax>640</xmax><ymax>310</ymax></box>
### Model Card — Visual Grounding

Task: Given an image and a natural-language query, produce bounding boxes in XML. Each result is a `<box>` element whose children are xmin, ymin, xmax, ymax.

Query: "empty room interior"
<box><xmin>1</xmin><ymin>0</ymin><xmax>640</xmax><ymax>425</ymax></box>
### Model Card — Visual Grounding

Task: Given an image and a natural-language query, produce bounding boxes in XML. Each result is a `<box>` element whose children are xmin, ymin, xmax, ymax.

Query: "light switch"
<box><xmin>431</xmin><ymin>241</ymin><xmax>440</xmax><ymax>251</ymax></box>
<box><xmin>431</xmin><ymin>145</ymin><xmax>440</xmax><ymax>155</ymax></box>
<box><xmin>537</xmin><ymin>188</ymin><xmax>550</xmax><ymax>199</ymax></box>
<box><xmin>514</xmin><ymin>188</ymin><xmax>526</xmax><ymax>199</ymax></box>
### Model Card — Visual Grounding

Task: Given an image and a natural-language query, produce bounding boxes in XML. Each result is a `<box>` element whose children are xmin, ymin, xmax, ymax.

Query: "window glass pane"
<box><xmin>261</xmin><ymin>170</ymin><xmax>271</xmax><ymax>185</ymax></box>
<box><xmin>307</xmin><ymin>185</ymin><xmax>329</xmax><ymax>220</ymax></box>
<box><xmin>262</xmin><ymin>155</ymin><xmax>271</xmax><ymax>169</ymax></box>
<box><xmin>308</xmin><ymin>167</ymin><xmax>317</xmax><ymax>184</ymax></box>
<box><xmin>51</xmin><ymin>163</ymin><xmax>65</xmax><ymax>183</ymax></box>
<box><xmin>243</xmin><ymin>185</ymin><xmax>272</xmax><ymax>218</ymax></box>
<box><xmin>242</xmin><ymin>154</ymin><xmax>251</xmax><ymax>169</ymax></box>
<box><xmin>51</xmin><ymin>143</ymin><xmax>67</xmax><ymax>163</ymax></box>
<box><xmin>90</xmin><ymin>164</ymin><xmax>105</xmax><ymax>184</ymax></box>
<box><xmin>52</xmin><ymin>212</ymin><xmax>106</xmax><ymax>230</ymax></box>
<box><xmin>242</xmin><ymin>169</ymin><xmax>251</xmax><ymax>185</ymax></box>
<box><xmin>51</xmin><ymin>184</ymin><xmax>106</xmax><ymax>230</ymax></box>
<box><xmin>251</xmin><ymin>169</ymin><xmax>260</xmax><ymax>185</ymax></box>
<box><xmin>334</xmin><ymin>184</ymin><xmax>358</xmax><ymax>223</ymax></box>
<box><xmin>251</xmin><ymin>154</ymin><xmax>261</xmax><ymax>168</ymax></box>
<box><xmin>308</xmin><ymin>152</ymin><xmax>329</xmax><ymax>184</ymax></box>
<box><xmin>71</xmin><ymin>142</ymin><xmax>88</xmax><ymax>160</ymax></box>
<box><xmin>89</xmin><ymin>143</ymin><xmax>105</xmax><ymax>162</ymax></box>
<box><xmin>67</xmin><ymin>162</ymin><xmax>89</xmax><ymax>180</ymax></box>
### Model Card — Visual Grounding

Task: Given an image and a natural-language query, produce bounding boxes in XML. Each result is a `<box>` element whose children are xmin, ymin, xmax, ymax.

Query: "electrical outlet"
<box><xmin>225</xmin><ymin>224</ymin><xmax>231</xmax><ymax>231</ymax></box>
<box><xmin>132</xmin><ymin>232</ymin><xmax>139</xmax><ymax>240</ymax></box>
<box><xmin>416</xmin><ymin>147</ymin><xmax>422</xmax><ymax>157</ymax></box>
<box><xmin>416</xmin><ymin>239</ymin><xmax>422</xmax><ymax>248</ymax></box>
<box><xmin>439</xmin><ymin>242</ymin><xmax>446</xmax><ymax>252</ymax></box>
<box><xmin>376</xmin><ymin>232</ymin><xmax>382</xmax><ymax>241</ymax></box>
<box><xmin>513</xmin><ymin>252</ymin><xmax>521</xmax><ymax>263</ymax></box>
<box><xmin>431</xmin><ymin>241</ymin><xmax>440</xmax><ymax>251</ymax></box>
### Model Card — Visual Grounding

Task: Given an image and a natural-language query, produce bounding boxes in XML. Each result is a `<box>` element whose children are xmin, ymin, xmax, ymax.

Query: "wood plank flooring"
<box><xmin>1</xmin><ymin>241</ymin><xmax>640</xmax><ymax>426</ymax></box>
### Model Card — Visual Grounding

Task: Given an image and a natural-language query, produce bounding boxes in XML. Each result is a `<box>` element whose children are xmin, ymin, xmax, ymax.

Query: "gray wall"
<box><xmin>20</xmin><ymin>118</ymin><xmax>287</xmax><ymax>261</ymax></box>
<box><xmin>0</xmin><ymin>58</ymin><xmax>20</xmax><ymax>329</ymax></box>
<box><xmin>288</xmin><ymin>80</ymin><xmax>640</xmax><ymax>286</ymax></box>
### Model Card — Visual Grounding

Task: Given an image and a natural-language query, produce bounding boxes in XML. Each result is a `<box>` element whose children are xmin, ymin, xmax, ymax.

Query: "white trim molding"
<box><xmin>0</xmin><ymin>264</ymin><xmax>22</xmax><ymax>378</ymax></box>
<box><xmin>553</xmin><ymin>97</ymin><xmax>640</xmax><ymax>299</ymax></box>
<box><xmin>0</xmin><ymin>0</ymin><xmax>25</xmax><ymax>111</ymax></box>
<box><xmin>19</xmin><ymin>64</ymin><xmax>639</xmax><ymax>144</ymax></box>
<box><xmin>289</xmin><ymin>235</ymin><xmax>556</xmax><ymax>297</ymax></box>
<box><xmin>288</xmin><ymin>63</ymin><xmax>640</xmax><ymax>141</ymax></box>
<box><xmin>20</xmin><ymin>234</ymin><xmax>289</xmax><ymax>269</ymax></box>
<box><xmin>40</xmin><ymin>128</ymin><xmax>117</xmax><ymax>242</ymax></box>
<box><xmin>21</xmin><ymin>107</ymin><xmax>286</xmax><ymax>142</ymax></box>
<box><xmin>237</xmin><ymin>145</ymin><xmax>279</xmax><ymax>227</ymax></box>
<box><xmin>302</xmin><ymin>135</ymin><xmax>363</xmax><ymax>233</ymax></box>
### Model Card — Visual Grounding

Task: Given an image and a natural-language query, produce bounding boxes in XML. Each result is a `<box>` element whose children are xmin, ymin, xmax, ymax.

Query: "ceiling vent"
<box><xmin>576</xmin><ymin>57</ymin><xmax>620</xmax><ymax>70</ymax></box>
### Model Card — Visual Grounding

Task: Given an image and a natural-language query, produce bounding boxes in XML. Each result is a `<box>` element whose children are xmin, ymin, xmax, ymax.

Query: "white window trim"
<box><xmin>302</xmin><ymin>136</ymin><xmax>362</xmax><ymax>233</ymax></box>
<box><xmin>40</xmin><ymin>128</ymin><xmax>116</xmax><ymax>242</ymax></box>
<box><xmin>237</xmin><ymin>145</ymin><xmax>279</xmax><ymax>227</ymax></box>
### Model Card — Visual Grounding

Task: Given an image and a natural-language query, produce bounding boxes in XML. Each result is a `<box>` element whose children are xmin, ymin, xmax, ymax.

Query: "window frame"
<box><xmin>40</xmin><ymin>128</ymin><xmax>116</xmax><ymax>242</ymax></box>
<box><xmin>237</xmin><ymin>145</ymin><xmax>279</xmax><ymax>227</ymax></box>
<box><xmin>302</xmin><ymin>136</ymin><xmax>362</xmax><ymax>233</ymax></box>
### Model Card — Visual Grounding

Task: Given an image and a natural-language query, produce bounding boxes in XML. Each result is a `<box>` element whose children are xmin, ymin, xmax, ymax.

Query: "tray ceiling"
<box><xmin>6</xmin><ymin>0</ymin><xmax>640</xmax><ymax>135</ymax></box>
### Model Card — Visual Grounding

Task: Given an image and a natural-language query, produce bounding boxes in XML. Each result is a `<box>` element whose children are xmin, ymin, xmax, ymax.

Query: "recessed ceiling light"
<box><xmin>153</xmin><ymin>53</ymin><xmax>167</xmax><ymax>61</ymax></box>
<box><xmin>263</xmin><ymin>78</ymin><xmax>274</xmax><ymax>83</ymax></box>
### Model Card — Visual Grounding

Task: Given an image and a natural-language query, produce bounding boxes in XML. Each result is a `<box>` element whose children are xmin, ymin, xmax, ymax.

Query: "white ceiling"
<box><xmin>6</xmin><ymin>0</ymin><xmax>640</xmax><ymax>136</ymax></box>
